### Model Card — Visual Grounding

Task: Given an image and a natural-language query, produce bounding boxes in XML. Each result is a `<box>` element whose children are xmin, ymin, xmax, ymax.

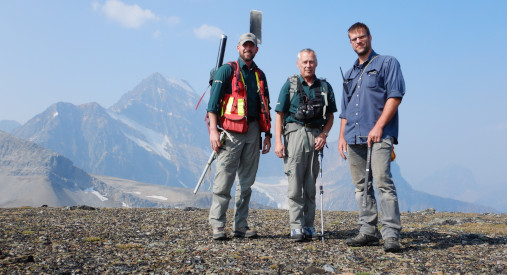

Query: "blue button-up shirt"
<box><xmin>339</xmin><ymin>50</ymin><xmax>405</xmax><ymax>144</ymax></box>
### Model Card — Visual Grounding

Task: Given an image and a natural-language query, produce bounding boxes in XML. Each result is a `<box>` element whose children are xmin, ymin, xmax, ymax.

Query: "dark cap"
<box><xmin>238</xmin><ymin>32</ymin><xmax>257</xmax><ymax>46</ymax></box>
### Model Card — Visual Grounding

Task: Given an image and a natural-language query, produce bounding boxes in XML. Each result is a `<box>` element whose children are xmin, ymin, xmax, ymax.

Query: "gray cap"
<box><xmin>238</xmin><ymin>32</ymin><xmax>257</xmax><ymax>46</ymax></box>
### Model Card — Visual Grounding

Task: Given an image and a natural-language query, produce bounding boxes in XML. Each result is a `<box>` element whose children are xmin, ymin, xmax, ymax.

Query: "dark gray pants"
<box><xmin>347</xmin><ymin>137</ymin><xmax>402</xmax><ymax>239</ymax></box>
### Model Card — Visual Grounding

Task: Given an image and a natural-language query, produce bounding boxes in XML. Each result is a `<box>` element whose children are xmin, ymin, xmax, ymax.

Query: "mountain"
<box><xmin>0</xmin><ymin>120</ymin><xmax>21</xmax><ymax>133</ymax></box>
<box><xmin>13</xmin><ymin>73</ymin><xmax>209</xmax><ymax>188</ymax></box>
<box><xmin>412</xmin><ymin>165</ymin><xmax>507</xmax><ymax>213</ymax></box>
<box><xmin>9</xmin><ymin>73</ymin><xmax>498</xmax><ymax>213</ymax></box>
<box><xmin>252</xmin><ymin>140</ymin><xmax>496</xmax><ymax>213</ymax></box>
<box><xmin>412</xmin><ymin>165</ymin><xmax>479</xmax><ymax>201</ymax></box>
<box><xmin>0</xmin><ymin>129</ymin><xmax>113</xmax><ymax>207</ymax></box>
<box><xmin>0</xmin><ymin>130</ymin><xmax>211</xmax><ymax>208</ymax></box>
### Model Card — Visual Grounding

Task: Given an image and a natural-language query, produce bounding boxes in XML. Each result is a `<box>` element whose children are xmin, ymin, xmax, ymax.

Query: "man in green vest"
<box><xmin>274</xmin><ymin>48</ymin><xmax>337</xmax><ymax>241</ymax></box>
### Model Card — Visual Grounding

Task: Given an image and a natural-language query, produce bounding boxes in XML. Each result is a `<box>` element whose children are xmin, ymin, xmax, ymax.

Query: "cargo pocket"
<box><xmin>283</xmin><ymin>127</ymin><xmax>298</xmax><ymax>176</ymax></box>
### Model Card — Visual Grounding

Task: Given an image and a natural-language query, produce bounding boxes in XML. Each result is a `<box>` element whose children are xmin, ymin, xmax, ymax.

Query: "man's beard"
<box><xmin>355</xmin><ymin>44</ymin><xmax>371</xmax><ymax>57</ymax></box>
<box><xmin>240</xmin><ymin>51</ymin><xmax>256</xmax><ymax>62</ymax></box>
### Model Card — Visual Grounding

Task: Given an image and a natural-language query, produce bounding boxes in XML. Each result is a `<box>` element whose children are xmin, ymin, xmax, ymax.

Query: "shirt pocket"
<box><xmin>365</xmin><ymin>69</ymin><xmax>378</xmax><ymax>88</ymax></box>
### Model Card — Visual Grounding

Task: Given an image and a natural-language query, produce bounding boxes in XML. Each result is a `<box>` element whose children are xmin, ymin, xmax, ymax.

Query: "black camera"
<box><xmin>294</xmin><ymin>103</ymin><xmax>315</xmax><ymax>121</ymax></box>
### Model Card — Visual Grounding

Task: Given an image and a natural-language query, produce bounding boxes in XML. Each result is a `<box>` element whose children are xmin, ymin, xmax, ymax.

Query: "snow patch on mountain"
<box><xmin>165</xmin><ymin>77</ymin><xmax>194</xmax><ymax>95</ymax></box>
<box><xmin>85</xmin><ymin>188</ymin><xmax>108</xmax><ymax>201</ymax></box>
<box><xmin>107</xmin><ymin>110</ymin><xmax>173</xmax><ymax>161</ymax></box>
<box><xmin>146</xmin><ymin>195</ymin><xmax>168</xmax><ymax>201</ymax></box>
<box><xmin>253</xmin><ymin>177</ymin><xmax>289</xmax><ymax>209</ymax></box>
<box><xmin>142</xmin><ymin>102</ymin><xmax>175</xmax><ymax>117</ymax></box>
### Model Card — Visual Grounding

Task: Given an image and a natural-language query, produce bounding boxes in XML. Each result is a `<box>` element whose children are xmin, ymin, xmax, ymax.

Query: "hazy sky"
<box><xmin>1</xmin><ymin>0</ymin><xmax>506</xmax><ymax>189</ymax></box>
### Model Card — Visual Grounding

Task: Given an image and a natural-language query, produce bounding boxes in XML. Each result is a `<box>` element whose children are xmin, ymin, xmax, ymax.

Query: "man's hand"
<box><xmin>316</xmin><ymin>113</ymin><xmax>333</xmax><ymax>152</ymax></box>
<box><xmin>274</xmin><ymin>112</ymin><xmax>285</xmax><ymax>158</ymax></box>
<box><xmin>209</xmin><ymin>128</ymin><xmax>222</xmax><ymax>153</ymax></box>
<box><xmin>315</xmin><ymin>133</ymin><xmax>326</xmax><ymax>151</ymax></box>
<box><xmin>338</xmin><ymin>118</ymin><xmax>347</xmax><ymax>160</ymax></box>
<box><xmin>208</xmin><ymin>113</ymin><xmax>222</xmax><ymax>152</ymax></box>
<box><xmin>367</xmin><ymin>97</ymin><xmax>401</xmax><ymax>147</ymax></box>
<box><xmin>368</xmin><ymin>125</ymin><xmax>383</xmax><ymax>147</ymax></box>
<box><xmin>274</xmin><ymin>142</ymin><xmax>285</xmax><ymax>158</ymax></box>
<box><xmin>338</xmin><ymin>137</ymin><xmax>347</xmax><ymax>160</ymax></box>
<box><xmin>262</xmin><ymin>136</ymin><xmax>271</xmax><ymax>154</ymax></box>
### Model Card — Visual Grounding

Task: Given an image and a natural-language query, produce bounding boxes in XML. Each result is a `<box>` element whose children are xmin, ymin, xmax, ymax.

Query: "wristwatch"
<box><xmin>321</xmin><ymin>131</ymin><xmax>328</xmax><ymax>137</ymax></box>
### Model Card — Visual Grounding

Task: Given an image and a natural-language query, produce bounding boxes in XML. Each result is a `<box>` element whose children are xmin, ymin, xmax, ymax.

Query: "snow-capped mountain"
<box><xmin>13</xmin><ymin>73</ymin><xmax>209</xmax><ymax>188</ymax></box>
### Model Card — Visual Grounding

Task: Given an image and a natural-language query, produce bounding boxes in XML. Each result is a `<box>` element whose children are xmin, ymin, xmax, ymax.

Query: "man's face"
<box><xmin>297</xmin><ymin>51</ymin><xmax>317</xmax><ymax>79</ymax></box>
<box><xmin>237</xmin><ymin>41</ymin><xmax>258</xmax><ymax>62</ymax></box>
<box><xmin>348</xmin><ymin>28</ymin><xmax>372</xmax><ymax>56</ymax></box>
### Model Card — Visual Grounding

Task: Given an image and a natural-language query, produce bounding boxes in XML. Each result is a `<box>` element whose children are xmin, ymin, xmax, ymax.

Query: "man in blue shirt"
<box><xmin>338</xmin><ymin>22</ymin><xmax>405</xmax><ymax>252</ymax></box>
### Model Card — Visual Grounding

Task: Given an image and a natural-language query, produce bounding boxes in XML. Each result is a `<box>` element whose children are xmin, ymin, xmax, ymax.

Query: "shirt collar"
<box><xmin>298</xmin><ymin>74</ymin><xmax>319</xmax><ymax>86</ymax></box>
<box><xmin>354</xmin><ymin>50</ymin><xmax>378</xmax><ymax>69</ymax></box>
<box><xmin>237</xmin><ymin>58</ymin><xmax>257</xmax><ymax>71</ymax></box>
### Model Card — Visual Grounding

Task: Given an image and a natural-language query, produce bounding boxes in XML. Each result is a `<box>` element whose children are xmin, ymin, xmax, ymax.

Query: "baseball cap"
<box><xmin>238</xmin><ymin>33</ymin><xmax>257</xmax><ymax>46</ymax></box>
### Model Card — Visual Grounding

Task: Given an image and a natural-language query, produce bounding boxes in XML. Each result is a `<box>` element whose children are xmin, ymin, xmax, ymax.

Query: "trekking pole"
<box><xmin>358</xmin><ymin>136</ymin><xmax>372</xmax><ymax>212</ymax></box>
<box><xmin>194</xmin><ymin>131</ymin><xmax>226</xmax><ymax>194</ymax></box>
<box><xmin>318</xmin><ymin>149</ymin><xmax>325</xmax><ymax>242</ymax></box>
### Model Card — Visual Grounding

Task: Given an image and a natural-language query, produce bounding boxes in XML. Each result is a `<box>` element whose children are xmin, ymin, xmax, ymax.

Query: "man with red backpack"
<box><xmin>207</xmin><ymin>33</ymin><xmax>272</xmax><ymax>240</ymax></box>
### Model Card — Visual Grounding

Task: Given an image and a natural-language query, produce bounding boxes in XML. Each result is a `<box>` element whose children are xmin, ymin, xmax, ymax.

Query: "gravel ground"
<box><xmin>0</xmin><ymin>207</ymin><xmax>505</xmax><ymax>274</ymax></box>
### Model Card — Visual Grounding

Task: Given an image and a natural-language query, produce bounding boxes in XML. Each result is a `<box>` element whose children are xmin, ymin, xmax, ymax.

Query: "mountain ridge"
<box><xmin>0</xmin><ymin>130</ymin><xmax>212</xmax><ymax>208</ymax></box>
<box><xmin>6</xmin><ymin>73</ymin><xmax>500</xmax><ymax>213</ymax></box>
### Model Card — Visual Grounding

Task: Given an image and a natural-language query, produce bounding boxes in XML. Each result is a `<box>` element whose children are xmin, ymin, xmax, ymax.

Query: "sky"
<box><xmin>1</xmin><ymin>0</ymin><xmax>506</xmax><ymax>190</ymax></box>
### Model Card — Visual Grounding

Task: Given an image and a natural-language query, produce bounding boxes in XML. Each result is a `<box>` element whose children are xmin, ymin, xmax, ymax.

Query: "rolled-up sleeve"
<box><xmin>383</xmin><ymin>57</ymin><xmax>405</xmax><ymax>100</ymax></box>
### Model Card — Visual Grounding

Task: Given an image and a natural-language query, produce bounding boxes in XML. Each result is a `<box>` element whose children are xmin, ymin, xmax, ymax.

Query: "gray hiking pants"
<box><xmin>209</xmin><ymin>121</ymin><xmax>260</xmax><ymax>231</ymax></box>
<box><xmin>347</xmin><ymin>137</ymin><xmax>402</xmax><ymax>239</ymax></box>
<box><xmin>283</xmin><ymin>123</ymin><xmax>321</xmax><ymax>230</ymax></box>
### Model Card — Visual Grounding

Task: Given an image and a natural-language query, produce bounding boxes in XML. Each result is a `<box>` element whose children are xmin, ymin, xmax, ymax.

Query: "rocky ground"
<box><xmin>0</xmin><ymin>207</ymin><xmax>505</xmax><ymax>274</ymax></box>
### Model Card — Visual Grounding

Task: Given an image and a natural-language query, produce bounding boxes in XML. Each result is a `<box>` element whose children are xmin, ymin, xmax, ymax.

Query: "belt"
<box><xmin>303</xmin><ymin>123</ymin><xmax>322</xmax><ymax>129</ymax></box>
<box><xmin>285</xmin><ymin>122</ymin><xmax>322</xmax><ymax>153</ymax></box>
<box><xmin>247</xmin><ymin>117</ymin><xmax>258</xmax><ymax>122</ymax></box>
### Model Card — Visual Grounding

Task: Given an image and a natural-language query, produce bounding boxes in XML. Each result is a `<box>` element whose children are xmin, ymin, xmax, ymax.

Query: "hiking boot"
<box><xmin>290</xmin><ymin>228</ymin><xmax>305</xmax><ymax>242</ymax></box>
<box><xmin>345</xmin><ymin>233</ymin><xmax>379</xmax><ymax>247</ymax></box>
<box><xmin>212</xmin><ymin>227</ymin><xmax>227</xmax><ymax>240</ymax></box>
<box><xmin>383</xmin><ymin>237</ymin><xmax>401</xmax><ymax>252</ymax></box>
<box><xmin>233</xmin><ymin>226</ymin><xmax>258</xmax><ymax>238</ymax></box>
<box><xmin>303</xmin><ymin>227</ymin><xmax>316</xmax><ymax>239</ymax></box>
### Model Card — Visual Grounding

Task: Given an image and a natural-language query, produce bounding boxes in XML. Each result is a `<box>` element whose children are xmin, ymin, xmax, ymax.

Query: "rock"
<box><xmin>417</xmin><ymin>208</ymin><xmax>436</xmax><ymax>215</ymax></box>
<box><xmin>323</xmin><ymin>264</ymin><xmax>336</xmax><ymax>273</ymax></box>
<box><xmin>65</xmin><ymin>205</ymin><xmax>97</xmax><ymax>211</ymax></box>
<box><xmin>303</xmin><ymin>265</ymin><xmax>325</xmax><ymax>274</ymax></box>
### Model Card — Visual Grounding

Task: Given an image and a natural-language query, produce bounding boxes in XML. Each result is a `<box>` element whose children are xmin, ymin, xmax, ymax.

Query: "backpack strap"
<box><xmin>288</xmin><ymin>74</ymin><xmax>300</xmax><ymax>103</ymax></box>
<box><xmin>227</xmin><ymin>61</ymin><xmax>246</xmax><ymax>99</ymax></box>
<box><xmin>228</xmin><ymin>61</ymin><xmax>239</xmax><ymax>95</ymax></box>
<box><xmin>319</xmin><ymin>78</ymin><xmax>329</xmax><ymax>120</ymax></box>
